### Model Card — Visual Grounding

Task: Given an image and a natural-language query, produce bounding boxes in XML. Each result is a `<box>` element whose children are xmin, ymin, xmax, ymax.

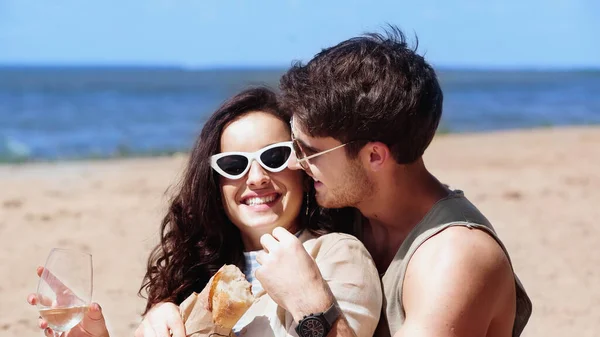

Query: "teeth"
<box><xmin>244</xmin><ymin>195</ymin><xmax>277</xmax><ymax>206</ymax></box>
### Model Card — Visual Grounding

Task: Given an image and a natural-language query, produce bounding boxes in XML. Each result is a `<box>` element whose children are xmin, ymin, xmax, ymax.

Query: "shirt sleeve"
<box><xmin>314</xmin><ymin>234</ymin><xmax>383</xmax><ymax>337</ymax></box>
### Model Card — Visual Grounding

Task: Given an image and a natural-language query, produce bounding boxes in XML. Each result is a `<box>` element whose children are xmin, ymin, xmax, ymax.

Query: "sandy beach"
<box><xmin>2</xmin><ymin>126</ymin><xmax>599</xmax><ymax>337</ymax></box>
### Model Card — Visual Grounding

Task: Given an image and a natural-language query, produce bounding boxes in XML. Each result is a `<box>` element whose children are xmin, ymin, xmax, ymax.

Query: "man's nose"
<box><xmin>246</xmin><ymin>161</ymin><xmax>270</xmax><ymax>186</ymax></box>
<box><xmin>287</xmin><ymin>153</ymin><xmax>303</xmax><ymax>171</ymax></box>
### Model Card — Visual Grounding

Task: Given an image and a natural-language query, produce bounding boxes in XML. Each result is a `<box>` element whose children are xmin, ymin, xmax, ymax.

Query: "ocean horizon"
<box><xmin>1</xmin><ymin>66</ymin><xmax>599</xmax><ymax>163</ymax></box>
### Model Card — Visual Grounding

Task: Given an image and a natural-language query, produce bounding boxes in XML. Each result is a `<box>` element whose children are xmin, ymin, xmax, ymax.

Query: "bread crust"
<box><xmin>207</xmin><ymin>267</ymin><xmax>222</xmax><ymax>312</ymax></box>
<box><xmin>207</xmin><ymin>265</ymin><xmax>255</xmax><ymax>330</ymax></box>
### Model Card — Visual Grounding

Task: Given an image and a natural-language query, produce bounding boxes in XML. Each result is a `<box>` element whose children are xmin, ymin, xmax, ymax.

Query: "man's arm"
<box><xmin>394</xmin><ymin>226</ymin><xmax>517</xmax><ymax>337</ymax></box>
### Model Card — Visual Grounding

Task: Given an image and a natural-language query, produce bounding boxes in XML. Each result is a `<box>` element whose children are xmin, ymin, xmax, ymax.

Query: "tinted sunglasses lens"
<box><xmin>260</xmin><ymin>146</ymin><xmax>292</xmax><ymax>169</ymax></box>
<box><xmin>216</xmin><ymin>155</ymin><xmax>249</xmax><ymax>176</ymax></box>
<box><xmin>292</xmin><ymin>140</ymin><xmax>304</xmax><ymax>159</ymax></box>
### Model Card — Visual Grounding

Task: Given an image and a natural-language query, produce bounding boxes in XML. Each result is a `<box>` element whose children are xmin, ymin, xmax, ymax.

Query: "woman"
<box><xmin>29</xmin><ymin>87</ymin><xmax>382</xmax><ymax>337</ymax></box>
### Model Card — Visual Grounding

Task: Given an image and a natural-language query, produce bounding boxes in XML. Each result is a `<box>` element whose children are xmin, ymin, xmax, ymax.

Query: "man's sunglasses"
<box><xmin>290</xmin><ymin>118</ymin><xmax>350</xmax><ymax>170</ymax></box>
<box><xmin>210</xmin><ymin>141</ymin><xmax>293</xmax><ymax>180</ymax></box>
<box><xmin>291</xmin><ymin>139</ymin><xmax>349</xmax><ymax>171</ymax></box>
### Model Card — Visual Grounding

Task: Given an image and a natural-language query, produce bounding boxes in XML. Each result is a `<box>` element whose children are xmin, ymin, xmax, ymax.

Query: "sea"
<box><xmin>1</xmin><ymin>66</ymin><xmax>599</xmax><ymax>162</ymax></box>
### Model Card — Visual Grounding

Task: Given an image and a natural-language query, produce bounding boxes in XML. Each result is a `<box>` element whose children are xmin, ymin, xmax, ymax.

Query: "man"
<box><xmin>254</xmin><ymin>26</ymin><xmax>532</xmax><ymax>337</ymax></box>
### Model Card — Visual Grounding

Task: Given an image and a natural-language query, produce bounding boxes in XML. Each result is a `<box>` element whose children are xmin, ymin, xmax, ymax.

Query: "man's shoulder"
<box><xmin>398</xmin><ymin>226</ymin><xmax>519</xmax><ymax>337</ymax></box>
<box><xmin>406</xmin><ymin>225</ymin><xmax>514</xmax><ymax>296</ymax></box>
<box><xmin>414</xmin><ymin>225</ymin><xmax>509</xmax><ymax>271</ymax></box>
<box><xmin>393</xmin><ymin>222</ymin><xmax>522</xmax><ymax>336</ymax></box>
<box><xmin>421</xmin><ymin>187</ymin><xmax>495</xmax><ymax>232</ymax></box>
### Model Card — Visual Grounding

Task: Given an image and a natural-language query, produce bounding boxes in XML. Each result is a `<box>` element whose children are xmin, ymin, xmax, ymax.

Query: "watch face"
<box><xmin>298</xmin><ymin>317</ymin><xmax>326</xmax><ymax>337</ymax></box>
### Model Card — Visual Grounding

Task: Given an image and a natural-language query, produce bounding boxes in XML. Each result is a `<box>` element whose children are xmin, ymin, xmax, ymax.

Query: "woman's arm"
<box><xmin>312</xmin><ymin>234</ymin><xmax>382</xmax><ymax>337</ymax></box>
<box><xmin>256</xmin><ymin>228</ymin><xmax>382</xmax><ymax>337</ymax></box>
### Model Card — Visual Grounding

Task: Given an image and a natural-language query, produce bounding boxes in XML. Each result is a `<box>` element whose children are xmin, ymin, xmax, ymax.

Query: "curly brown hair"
<box><xmin>138</xmin><ymin>87</ymin><xmax>357</xmax><ymax>314</ymax></box>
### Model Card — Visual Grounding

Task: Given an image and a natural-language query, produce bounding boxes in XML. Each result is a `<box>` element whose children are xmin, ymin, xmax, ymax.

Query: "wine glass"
<box><xmin>36</xmin><ymin>248</ymin><xmax>93</xmax><ymax>337</ymax></box>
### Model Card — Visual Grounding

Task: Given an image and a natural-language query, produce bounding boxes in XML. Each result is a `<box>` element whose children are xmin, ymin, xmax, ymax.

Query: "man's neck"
<box><xmin>358</xmin><ymin>160</ymin><xmax>449</xmax><ymax>273</ymax></box>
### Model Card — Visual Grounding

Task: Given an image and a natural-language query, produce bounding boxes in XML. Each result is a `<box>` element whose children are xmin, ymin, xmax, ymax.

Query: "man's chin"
<box><xmin>317</xmin><ymin>192</ymin><xmax>360</xmax><ymax>209</ymax></box>
<box><xmin>315</xmin><ymin>195</ymin><xmax>341</xmax><ymax>209</ymax></box>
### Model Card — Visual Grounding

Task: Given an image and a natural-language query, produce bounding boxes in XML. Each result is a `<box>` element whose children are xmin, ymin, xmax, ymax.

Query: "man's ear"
<box><xmin>362</xmin><ymin>142</ymin><xmax>390</xmax><ymax>172</ymax></box>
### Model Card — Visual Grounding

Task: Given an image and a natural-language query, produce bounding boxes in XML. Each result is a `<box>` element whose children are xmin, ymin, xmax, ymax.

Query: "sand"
<box><xmin>1</xmin><ymin>126</ymin><xmax>599</xmax><ymax>337</ymax></box>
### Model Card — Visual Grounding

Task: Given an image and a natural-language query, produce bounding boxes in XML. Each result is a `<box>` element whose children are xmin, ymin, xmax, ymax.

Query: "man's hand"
<box><xmin>134</xmin><ymin>302</ymin><xmax>186</xmax><ymax>337</ymax></box>
<box><xmin>255</xmin><ymin>227</ymin><xmax>335</xmax><ymax>322</ymax></box>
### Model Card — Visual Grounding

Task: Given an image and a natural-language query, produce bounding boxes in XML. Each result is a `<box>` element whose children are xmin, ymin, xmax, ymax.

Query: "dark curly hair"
<box><xmin>138</xmin><ymin>87</ymin><xmax>356</xmax><ymax>314</ymax></box>
<box><xmin>280</xmin><ymin>25</ymin><xmax>443</xmax><ymax>164</ymax></box>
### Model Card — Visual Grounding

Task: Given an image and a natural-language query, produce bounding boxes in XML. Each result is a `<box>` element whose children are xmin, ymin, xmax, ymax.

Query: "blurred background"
<box><xmin>1</xmin><ymin>0</ymin><xmax>599</xmax><ymax>161</ymax></box>
<box><xmin>1</xmin><ymin>1</ymin><xmax>599</xmax><ymax>336</ymax></box>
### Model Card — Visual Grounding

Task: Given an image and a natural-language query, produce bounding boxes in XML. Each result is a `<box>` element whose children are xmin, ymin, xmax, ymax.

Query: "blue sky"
<box><xmin>0</xmin><ymin>0</ymin><xmax>598</xmax><ymax>69</ymax></box>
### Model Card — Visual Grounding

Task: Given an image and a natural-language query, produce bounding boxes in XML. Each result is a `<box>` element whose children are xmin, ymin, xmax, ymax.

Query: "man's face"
<box><xmin>288</xmin><ymin>119</ymin><xmax>373</xmax><ymax>209</ymax></box>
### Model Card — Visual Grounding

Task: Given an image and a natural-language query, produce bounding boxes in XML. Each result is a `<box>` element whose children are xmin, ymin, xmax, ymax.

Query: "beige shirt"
<box><xmin>236</xmin><ymin>231</ymin><xmax>382</xmax><ymax>337</ymax></box>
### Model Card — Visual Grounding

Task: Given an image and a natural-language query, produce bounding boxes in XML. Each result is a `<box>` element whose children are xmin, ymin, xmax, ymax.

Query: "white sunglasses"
<box><xmin>210</xmin><ymin>141</ymin><xmax>294</xmax><ymax>180</ymax></box>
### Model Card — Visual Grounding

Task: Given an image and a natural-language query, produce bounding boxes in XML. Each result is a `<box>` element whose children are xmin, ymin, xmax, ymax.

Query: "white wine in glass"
<box><xmin>36</xmin><ymin>248</ymin><xmax>93</xmax><ymax>337</ymax></box>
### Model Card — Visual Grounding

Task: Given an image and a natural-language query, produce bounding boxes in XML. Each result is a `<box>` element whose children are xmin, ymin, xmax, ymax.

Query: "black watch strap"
<box><xmin>322</xmin><ymin>303</ymin><xmax>341</xmax><ymax>328</ymax></box>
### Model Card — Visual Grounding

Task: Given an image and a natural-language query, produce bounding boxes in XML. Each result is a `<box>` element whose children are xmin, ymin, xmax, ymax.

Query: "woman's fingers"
<box><xmin>38</xmin><ymin>316</ymin><xmax>48</xmax><ymax>329</ymax></box>
<box><xmin>259</xmin><ymin>233</ymin><xmax>279</xmax><ymax>253</ymax></box>
<box><xmin>255</xmin><ymin>251</ymin><xmax>268</xmax><ymax>265</ymax></box>
<box><xmin>28</xmin><ymin>293</ymin><xmax>53</xmax><ymax>307</ymax></box>
<box><xmin>38</xmin><ymin>266</ymin><xmax>72</xmax><ymax>297</ymax></box>
<box><xmin>28</xmin><ymin>293</ymin><xmax>38</xmax><ymax>305</ymax></box>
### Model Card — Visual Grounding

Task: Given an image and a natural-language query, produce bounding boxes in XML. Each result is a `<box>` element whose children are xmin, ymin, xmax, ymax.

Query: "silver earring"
<box><xmin>305</xmin><ymin>192</ymin><xmax>310</xmax><ymax>216</ymax></box>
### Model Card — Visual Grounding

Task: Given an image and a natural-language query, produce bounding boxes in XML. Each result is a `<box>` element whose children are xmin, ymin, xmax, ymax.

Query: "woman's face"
<box><xmin>218</xmin><ymin>111</ymin><xmax>304</xmax><ymax>251</ymax></box>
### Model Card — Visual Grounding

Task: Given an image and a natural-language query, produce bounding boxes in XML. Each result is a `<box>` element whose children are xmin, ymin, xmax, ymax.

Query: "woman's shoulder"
<box><xmin>316</xmin><ymin>231</ymin><xmax>363</xmax><ymax>243</ymax></box>
<box><xmin>301</xmin><ymin>231</ymin><xmax>368</xmax><ymax>256</ymax></box>
<box><xmin>301</xmin><ymin>230</ymin><xmax>361</xmax><ymax>243</ymax></box>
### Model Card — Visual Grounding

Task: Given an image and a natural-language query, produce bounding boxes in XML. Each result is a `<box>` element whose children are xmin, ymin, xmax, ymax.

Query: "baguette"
<box><xmin>208</xmin><ymin>265</ymin><xmax>255</xmax><ymax>330</ymax></box>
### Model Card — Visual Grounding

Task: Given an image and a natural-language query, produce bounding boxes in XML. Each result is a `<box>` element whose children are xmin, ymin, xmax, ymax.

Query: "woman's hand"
<box><xmin>28</xmin><ymin>269</ymin><xmax>109</xmax><ymax>337</ymax></box>
<box><xmin>134</xmin><ymin>302</ymin><xmax>186</xmax><ymax>337</ymax></box>
<box><xmin>256</xmin><ymin>227</ymin><xmax>335</xmax><ymax>322</ymax></box>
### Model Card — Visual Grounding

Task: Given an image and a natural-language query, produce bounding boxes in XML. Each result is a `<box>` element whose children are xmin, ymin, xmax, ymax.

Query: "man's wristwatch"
<box><xmin>295</xmin><ymin>303</ymin><xmax>341</xmax><ymax>337</ymax></box>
